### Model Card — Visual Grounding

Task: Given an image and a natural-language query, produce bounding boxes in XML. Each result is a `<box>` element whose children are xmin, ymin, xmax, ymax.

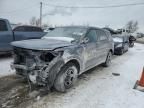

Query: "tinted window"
<box><xmin>25</xmin><ymin>27</ymin><xmax>33</xmax><ymax>31</ymax></box>
<box><xmin>14</xmin><ymin>26</ymin><xmax>43</xmax><ymax>32</ymax></box>
<box><xmin>13</xmin><ymin>26</ymin><xmax>25</xmax><ymax>31</ymax></box>
<box><xmin>0</xmin><ymin>20</ymin><xmax>8</xmax><ymax>31</ymax></box>
<box><xmin>25</xmin><ymin>27</ymin><xmax>43</xmax><ymax>32</ymax></box>
<box><xmin>96</xmin><ymin>30</ymin><xmax>108</xmax><ymax>41</ymax></box>
<box><xmin>86</xmin><ymin>29</ymin><xmax>97</xmax><ymax>42</ymax></box>
<box><xmin>33</xmin><ymin>27</ymin><xmax>43</xmax><ymax>32</ymax></box>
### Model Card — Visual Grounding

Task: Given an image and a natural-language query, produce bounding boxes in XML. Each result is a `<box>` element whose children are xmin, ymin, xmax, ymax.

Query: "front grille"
<box><xmin>13</xmin><ymin>47</ymin><xmax>33</xmax><ymax>65</ymax></box>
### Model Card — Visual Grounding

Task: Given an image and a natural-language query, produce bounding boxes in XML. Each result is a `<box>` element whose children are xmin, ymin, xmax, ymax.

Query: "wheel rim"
<box><xmin>64</xmin><ymin>66</ymin><xmax>77</xmax><ymax>88</ymax></box>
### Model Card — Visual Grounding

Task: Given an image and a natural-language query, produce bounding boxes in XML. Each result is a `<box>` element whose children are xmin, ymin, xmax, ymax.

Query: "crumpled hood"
<box><xmin>11</xmin><ymin>38</ymin><xmax>74</xmax><ymax>50</ymax></box>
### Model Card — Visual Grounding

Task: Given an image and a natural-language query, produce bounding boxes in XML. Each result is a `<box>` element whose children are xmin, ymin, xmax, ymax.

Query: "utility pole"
<box><xmin>40</xmin><ymin>2</ymin><xmax>42</xmax><ymax>27</ymax></box>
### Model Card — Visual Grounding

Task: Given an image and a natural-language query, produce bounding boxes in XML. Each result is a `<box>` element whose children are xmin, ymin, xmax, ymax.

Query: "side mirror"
<box><xmin>82</xmin><ymin>37</ymin><xmax>89</xmax><ymax>43</ymax></box>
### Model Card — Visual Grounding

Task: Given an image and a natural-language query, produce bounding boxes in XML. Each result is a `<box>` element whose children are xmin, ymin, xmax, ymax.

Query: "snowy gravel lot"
<box><xmin>0</xmin><ymin>55</ymin><xmax>14</xmax><ymax>77</ymax></box>
<box><xmin>0</xmin><ymin>43</ymin><xmax>144</xmax><ymax>108</ymax></box>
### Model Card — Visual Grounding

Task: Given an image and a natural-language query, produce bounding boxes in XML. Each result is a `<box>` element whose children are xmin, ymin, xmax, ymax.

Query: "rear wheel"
<box><xmin>103</xmin><ymin>51</ymin><xmax>112</xmax><ymax>67</ymax></box>
<box><xmin>119</xmin><ymin>48</ymin><xmax>124</xmax><ymax>55</ymax></box>
<box><xmin>54</xmin><ymin>62</ymin><xmax>78</xmax><ymax>92</ymax></box>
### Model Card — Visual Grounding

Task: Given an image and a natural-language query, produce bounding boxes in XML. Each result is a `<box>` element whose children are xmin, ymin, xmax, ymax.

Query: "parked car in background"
<box><xmin>103</xmin><ymin>27</ymin><xmax>135</xmax><ymax>50</ymax></box>
<box><xmin>130</xmin><ymin>32</ymin><xmax>138</xmax><ymax>39</ymax></box>
<box><xmin>13</xmin><ymin>25</ymin><xmax>43</xmax><ymax>32</ymax></box>
<box><xmin>128</xmin><ymin>35</ymin><xmax>136</xmax><ymax>47</ymax></box>
<box><xmin>113</xmin><ymin>35</ymin><xmax>129</xmax><ymax>55</ymax></box>
<box><xmin>43</xmin><ymin>27</ymin><xmax>55</xmax><ymax>32</ymax></box>
<box><xmin>0</xmin><ymin>18</ymin><xmax>47</xmax><ymax>54</ymax></box>
<box><xmin>11</xmin><ymin>26</ymin><xmax>114</xmax><ymax>92</ymax></box>
<box><xmin>136</xmin><ymin>32</ymin><xmax>144</xmax><ymax>38</ymax></box>
<box><xmin>13</xmin><ymin>25</ymin><xmax>46</xmax><ymax>41</ymax></box>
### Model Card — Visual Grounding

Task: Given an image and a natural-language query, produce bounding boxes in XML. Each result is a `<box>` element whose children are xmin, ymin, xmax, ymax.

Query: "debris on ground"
<box><xmin>112</xmin><ymin>73</ymin><xmax>120</xmax><ymax>76</ymax></box>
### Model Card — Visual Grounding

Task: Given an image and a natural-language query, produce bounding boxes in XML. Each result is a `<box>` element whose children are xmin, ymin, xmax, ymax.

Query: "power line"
<box><xmin>43</xmin><ymin>2</ymin><xmax>144</xmax><ymax>8</ymax></box>
<box><xmin>0</xmin><ymin>4</ymin><xmax>38</xmax><ymax>14</ymax></box>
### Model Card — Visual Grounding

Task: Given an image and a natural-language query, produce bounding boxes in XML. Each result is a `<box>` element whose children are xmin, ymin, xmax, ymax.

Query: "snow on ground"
<box><xmin>26</xmin><ymin>43</ymin><xmax>144</xmax><ymax>108</ymax></box>
<box><xmin>0</xmin><ymin>43</ymin><xmax>144</xmax><ymax>108</ymax></box>
<box><xmin>0</xmin><ymin>56</ymin><xmax>14</xmax><ymax>77</ymax></box>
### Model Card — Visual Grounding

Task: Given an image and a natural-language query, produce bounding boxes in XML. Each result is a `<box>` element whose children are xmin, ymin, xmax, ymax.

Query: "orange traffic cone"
<box><xmin>133</xmin><ymin>67</ymin><xmax>144</xmax><ymax>92</ymax></box>
<box><xmin>138</xmin><ymin>67</ymin><xmax>144</xmax><ymax>87</ymax></box>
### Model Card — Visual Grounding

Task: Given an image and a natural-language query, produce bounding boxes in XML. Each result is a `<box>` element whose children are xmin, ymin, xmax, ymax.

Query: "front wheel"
<box><xmin>54</xmin><ymin>62</ymin><xmax>78</xmax><ymax>92</ymax></box>
<box><xmin>103</xmin><ymin>51</ymin><xmax>112</xmax><ymax>67</ymax></box>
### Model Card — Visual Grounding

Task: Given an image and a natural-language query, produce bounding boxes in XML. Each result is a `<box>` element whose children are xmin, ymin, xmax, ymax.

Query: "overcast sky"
<box><xmin>0</xmin><ymin>0</ymin><xmax>144</xmax><ymax>32</ymax></box>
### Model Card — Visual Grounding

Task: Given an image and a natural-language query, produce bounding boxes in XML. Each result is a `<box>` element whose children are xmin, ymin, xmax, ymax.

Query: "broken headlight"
<box><xmin>40</xmin><ymin>52</ymin><xmax>56</xmax><ymax>62</ymax></box>
<box><xmin>39</xmin><ymin>50</ymin><xmax>64</xmax><ymax>62</ymax></box>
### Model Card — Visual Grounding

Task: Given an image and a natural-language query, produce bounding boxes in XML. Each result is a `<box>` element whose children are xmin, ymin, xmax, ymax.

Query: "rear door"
<box><xmin>0</xmin><ymin>20</ymin><xmax>13</xmax><ymax>51</ymax></box>
<box><xmin>95</xmin><ymin>29</ymin><xmax>109</xmax><ymax>63</ymax></box>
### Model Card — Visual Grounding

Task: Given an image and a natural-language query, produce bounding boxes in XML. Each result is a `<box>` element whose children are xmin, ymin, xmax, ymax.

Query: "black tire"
<box><xmin>54</xmin><ymin>62</ymin><xmax>78</xmax><ymax>92</ymax></box>
<box><xmin>103</xmin><ymin>51</ymin><xmax>112</xmax><ymax>67</ymax></box>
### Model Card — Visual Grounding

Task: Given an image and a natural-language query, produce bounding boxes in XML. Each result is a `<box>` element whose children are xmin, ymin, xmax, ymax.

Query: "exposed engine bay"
<box><xmin>11</xmin><ymin>47</ymin><xmax>65</xmax><ymax>88</ymax></box>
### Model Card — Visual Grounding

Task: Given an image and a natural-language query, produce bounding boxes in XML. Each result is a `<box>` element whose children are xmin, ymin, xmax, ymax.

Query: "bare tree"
<box><xmin>35</xmin><ymin>18</ymin><xmax>40</xmax><ymax>27</ymax></box>
<box><xmin>126</xmin><ymin>20</ymin><xmax>138</xmax><ymax>33</ymax></box>
<box><xmin>133</xmin><ymin>21</ymin><xmax>138</xmax><ymax>32</ymax></box>
<box><xmin>29</xmin><ymin>17</ymin><xmax>40</xmax><ymax>26</ymax></box>
<box><xmin>29</xmin><ymin>17</ymin><xmax>36</xmax><ymax>26</ymax></box>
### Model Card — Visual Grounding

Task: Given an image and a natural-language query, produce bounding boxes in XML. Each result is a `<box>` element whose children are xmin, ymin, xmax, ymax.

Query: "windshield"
<box><xmin>113</xmin><ymin>37</ymin><xmax>123</xmax><ymax>42</ymax></box>
<box><xmin>43</xmin><ymin>27</ymin><xmax>87</xmax><ymax>41</ymax></box>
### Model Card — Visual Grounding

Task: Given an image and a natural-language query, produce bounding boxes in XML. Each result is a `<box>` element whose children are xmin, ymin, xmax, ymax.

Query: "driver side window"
<box><xmin>0</xmin><ymin>20</ymin><xmax>8</xmax><ymax>31</ymax></box>
<box><xmin>86</xmin><ymin>29</ymin><xmax>97</xmax><ymax>43</ymax></box>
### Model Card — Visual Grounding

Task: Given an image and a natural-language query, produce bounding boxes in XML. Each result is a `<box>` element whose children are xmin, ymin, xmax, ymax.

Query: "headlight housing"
<box><xmin>54</xmin><ymin>48</ymin><xmax>64</xmax><ymax>56</ymax></box>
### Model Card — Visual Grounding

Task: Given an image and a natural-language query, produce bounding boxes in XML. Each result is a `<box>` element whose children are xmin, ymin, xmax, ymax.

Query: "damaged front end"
<box><xmin>11</xmin><ymin>47</ymin><xmax>65</xmax><ymax>87</ymax></box>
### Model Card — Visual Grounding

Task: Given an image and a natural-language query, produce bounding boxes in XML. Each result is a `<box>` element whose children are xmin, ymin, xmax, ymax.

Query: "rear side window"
<box><xmin>0</xmin><ymin>20</ymin><xmax>8</xmax><ymax>31</ymax></box>
<box><xmin>86</xmin><ymin>29</ymin><xmax>97</xmax><ymax>42</ymax></box>
<box><xmin>96</xmin><ymin>30</ymin><xmax>108</xmax><ymax>41</ymax></box>
<box><xmin>25</xmin><ymin>27</ymin><xmax>43</xmax><ymax>32</ymax></box>
<box><xmin>32</xmin><ymin>27</ymin><xmax>43</xmax><ymax>32</ymax></box>
<box><xmin>25</xmin><ymin>27</ymin><xmax>33</xmax><ymax>32</ymax></box>
<box><xmin>13</xmin><ymin>26</ymin><xmax>25</xmax><ymax>31</ymax></box>
<box><xmin>13</xmin><ymin>26</ymin><xmax>43</xmax><ymax>32</ymax></box>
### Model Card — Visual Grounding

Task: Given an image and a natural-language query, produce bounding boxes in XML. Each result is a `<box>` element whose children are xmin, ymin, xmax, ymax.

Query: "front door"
<box><xmin>83</xmin><ymin>29</ymin><xmax>98</xmax><ymax>69</ymax></box>
<box><xmin>0</xmin><ymin>20</ymin><xmax>13</xmax><ymax>52</ymax></box>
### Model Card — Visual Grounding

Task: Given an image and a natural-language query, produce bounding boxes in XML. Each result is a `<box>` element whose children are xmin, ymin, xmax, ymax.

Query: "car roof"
<box><xmin>55</xmin><ymin>26</ymin><xmax>101</xmax><ymax>30</ymax></box>
<box><xmin>15</xmin><ymin>25</ymin><xmax>41</xmax><ymax>28</ymax></box>
<box><xmin>0</xmin><ymin>18</ymin><xmax>7</xmax><ymax>20</ymax></box>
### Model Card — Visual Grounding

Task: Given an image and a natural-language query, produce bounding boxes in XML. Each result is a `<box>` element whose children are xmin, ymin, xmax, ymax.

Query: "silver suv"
<box><xmin>11</xmin><ymin>26</ymin><xmax>114</xmax><ymax>92</ymax></box>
